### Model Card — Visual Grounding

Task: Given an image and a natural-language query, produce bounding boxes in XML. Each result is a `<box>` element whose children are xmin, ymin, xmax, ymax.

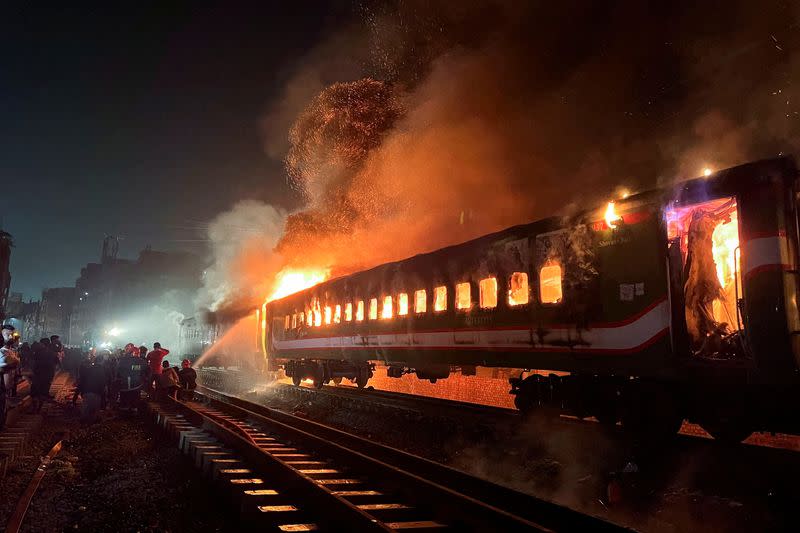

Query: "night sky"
<box><xmin>3</xmin><ymin>2</ymin><xmax>799</xmax><ymax>301</ymax></box>
<box><xmin>1</xmin><ymin>2</ymin><xmax>349</xmax><ymax>299</ymax></box>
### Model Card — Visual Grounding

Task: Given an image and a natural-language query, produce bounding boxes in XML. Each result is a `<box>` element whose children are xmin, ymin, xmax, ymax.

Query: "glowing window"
<box><xmin>397</xmin><ymin>293</ymin><xmax>409</xmax><ymax>316</ymax></box>
<box><xmin>455</xmin><ymin>282</ymin><xmax>471</xmax><ymax>310</ymax></box>
<box><xmin>298</xmin><ymin>312</ymin><xmax>305</xmax><ymax>326</ymax></box>
<box><xmin>285</xmin><ymin>315</ymin><xmax>291</xmax><ymax>330</ymax></box>
<box><xmin>381</xmin><ymin>296</ymin><xmax>393</xmax><ymax>319</ymax></box>
<box><xmin>479</xmin><ymin>277</ymin><xmax>497</xmax><ymax>309</ymax></box>
<box><xmin>508</xmin><ymin>272</ymin><xmax>529</xmax><ymax>306</ymax></box>
<box><xmin>356</xmin><ymin>300</ymin><xmax>365</xmax><ymax>321</ymax></box>
<box><xmin>369</xmin><ymin>298</ymin><xmax>378</xmax><ymax>320</ymax></box>
<box><xmin>313</xmin><ymin>300</ymin><xmax>322</xmax><ymax>327</ymax></box>
<box><xmin>291</xmin><ymin>314</ymin><xmax>297</xmax><ymax>329</ymax></box>
<box><xmin>540</xmin><ymin>263</ymin><xmax>563</xmax><ymax>304</ymax></box>
<box><xmin>345</xmin><ymin>302</ymin><xmax>353</xmax><ymax>322</ymax></box>
<box><xmin>433</xmin><ymin>286</ymin><xmax>447</xmax><ymax>312</ymax></box>
<box><xmin>334</xmin><ymin>305</ymin><xmax>341</xmax><ymax>324</ymax></box>
<box><xmin>305</xmin><ymin>309</ymin><xmax>312</xmax><ymax>325</ymax></box>
<box><xmin>415</xmin><ymin>290</ymin><xmax>427</xmax><ymax>314</ymax></box>
<box><xmin>324</xmin><ymin>306</ymin><xmax>332</xmax><ymax>325</ymax></box>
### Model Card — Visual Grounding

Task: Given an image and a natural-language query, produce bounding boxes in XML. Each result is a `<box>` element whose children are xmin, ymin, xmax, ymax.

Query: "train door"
<box><xmin>665</xmin><ymin>196</ymin><xmax>744</xmax><ymax>358</ymax></box>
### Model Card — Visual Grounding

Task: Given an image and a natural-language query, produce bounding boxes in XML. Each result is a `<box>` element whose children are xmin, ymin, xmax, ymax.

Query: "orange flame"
<box><xmin>267</xmin><ymin>268</ymin><xmax>329</xmax><ymax>302</ymax></box>
<box><xmin>605</xmin><ymin>201</ymin><xmax>622</xmax><ymax>229</ymax></box>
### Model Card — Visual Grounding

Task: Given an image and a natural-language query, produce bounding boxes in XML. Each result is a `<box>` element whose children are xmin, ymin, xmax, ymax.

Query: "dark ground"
<box><xmin>0</xmin><ymin>395</ymin><xmax>237</xmax><ymax>532</ymax></box>
<box><xmin>248</xmin><ymin>385</ymin><xmax>798</xmax><ymax>533</ymax></box>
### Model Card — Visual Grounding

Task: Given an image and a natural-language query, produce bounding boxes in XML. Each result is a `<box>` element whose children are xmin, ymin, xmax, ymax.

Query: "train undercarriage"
<box><xmin>284</xmin><ymin>358</ymin><xmax>374</xmax><ymax>389</ymax></box>
<box><xmin>281</xmin><ymin>357</ymin><xmax>798</xmax><ymax>443</ymax></box>
<box><xmin>508</xmin><ymin>371</ymin><xmax>800</xmax><ymax>443</ymax></box>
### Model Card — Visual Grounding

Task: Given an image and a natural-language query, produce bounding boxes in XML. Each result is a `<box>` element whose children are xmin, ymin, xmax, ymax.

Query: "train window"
<box><xmin>334</xmin><ymin>305</ymin><xmax>341</xmax><ymax>324</ymax></box>
<box><xmin>433</xmin><ymin>286</ymin><xmax>447</xmax><ymax>312</ymax></box>
<box><xmin>369</xmin><ymin>298</ymin><xmax>378</xmax><ymax>320</ymax></box>
<box><xmin>306</xmin><ymin>308</ymin><xmax>312</xmax><ymax>326</ymax></box>
<box><xmin>298</xmin><ymin>311</ymin><xmax>305</xmax><ymax>326</ymax></box>
<box><xmin>381</xmin><ymin>296</ymin><xmax>393</xmax><ymax>319</ymax></box>
<box><xmin>313</xmin><ymin>300</ymin><xmax>322</xmax><ymax>327</ymax></box>
<box><xmin>415</xmin><ymin>289</ymin><xmax>427</xmax><ymax>313</ymax></box>
<box><xmin>345</xmin><ymin>302</ymin><xmax>353</xmax><ymax>322</ymax></box>
<box><xmin>356</xmin><ymin>300</ymin><xmax>365</xmax><ymax>321</ymax></box>
<box><xmin>508</xmin><ymin>272</ymin><xmax>529</xmax><ymax>306</ymax></box>
<box><xmin>397</xmin><ymin>293</ymin><xmax>409</xmax><ymax>316</ymax></box>
<box><xmin>323</xmin><ymin>306</ymin><xmax>331</xmax><ymax>325</ymax></box>
<box><xmin>455</xmin><ymin>282</ymin><xmax>471</xmax><ymax>310</ymax></box>
<box><xmin>285</xmin><ymin>315</ymin><xmax>291</xmax><ymax>330</ymax></box>
<box><xmin>291</xmin><ymin>314</ymin><xmax>297</xmax><ymax>329</ymax></box>
<box><xmin>540</xmin><ymin>263</ymin><xmax>563</xmax><ymax>304</ymax></box>
<box><xmin>479</xmin><ymin>277</ymin><xmax>498</xmax><ymax>308</ymax></box>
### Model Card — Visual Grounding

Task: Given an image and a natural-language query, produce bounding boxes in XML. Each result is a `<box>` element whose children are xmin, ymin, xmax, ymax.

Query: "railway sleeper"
<box><xmin>180</xmin><ymin>401</ymin><xmax>457</xmax><ymax>530</ymax></box>
<box><xmin>148</xmin><ymin>403</ymin><xmax>325</xmax><ymax>532</ymax></box>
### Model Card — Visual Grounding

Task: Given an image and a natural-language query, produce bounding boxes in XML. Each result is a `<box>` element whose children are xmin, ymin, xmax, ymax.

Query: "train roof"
<box><xmin>270</xmin><ymin>156</ymin><xmax>797</xmax><ymax>305</ymax></box>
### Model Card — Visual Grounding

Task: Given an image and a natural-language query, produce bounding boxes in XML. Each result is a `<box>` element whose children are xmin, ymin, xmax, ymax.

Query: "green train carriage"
<box><xmin>260</xmin><ymin>157</ymin><xmax>800</xmax><ymax>442</ymax></box>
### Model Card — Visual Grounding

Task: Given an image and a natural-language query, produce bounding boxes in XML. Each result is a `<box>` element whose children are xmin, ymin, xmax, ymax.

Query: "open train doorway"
<box><xmin>666</xmin><ymin>196</ymin><xmax>744</xmax><ymax>358</ymax></box>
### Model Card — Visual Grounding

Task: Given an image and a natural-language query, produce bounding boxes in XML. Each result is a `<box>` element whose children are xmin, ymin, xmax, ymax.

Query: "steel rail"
<box><xmin>165</xmin><ymin>397</ymin><xmax>393</xmax><ymax>532</ymax></box>
<box><xmin>5</xmin><ymin>436</ymin><xmax>64</xmax><ymax>533</ymax></box>
<box><xmin>176</xmin><ymin>397</ymin><xmax>550</xmax><ymax>531</ymax></box>
<box><xmin>196</xmin><ymin>385</ymin><xmax>630</xmax><ymax>532</ymax></box>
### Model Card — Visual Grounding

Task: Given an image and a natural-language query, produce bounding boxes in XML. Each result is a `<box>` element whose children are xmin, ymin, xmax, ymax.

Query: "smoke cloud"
<box><xmin>199</xmin><ymin>200</ymin><xmax>287</xmax><ymax>318</ymax></box>
<box><xmin>204</xmin><ymin>0</ymin><xmax>800</xmax><ymax>317</ymax></box>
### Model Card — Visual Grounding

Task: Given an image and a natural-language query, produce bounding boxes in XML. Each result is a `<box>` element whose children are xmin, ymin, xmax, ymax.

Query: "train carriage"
<box><xmin>259</xmin><ymin>157</ymin><xmax>800</xmax><ymax>441</ymax></box>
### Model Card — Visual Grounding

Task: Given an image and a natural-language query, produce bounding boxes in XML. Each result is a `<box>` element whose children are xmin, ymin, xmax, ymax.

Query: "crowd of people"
<box><xmin>74</xmin><ymin>341</ymin><xmax>197</xmax><ymax>423</ymax></box>
<box><xmin>0</xmin><ymin>326</ymin><xmax>197</xmax><ymax>428</ymax></box>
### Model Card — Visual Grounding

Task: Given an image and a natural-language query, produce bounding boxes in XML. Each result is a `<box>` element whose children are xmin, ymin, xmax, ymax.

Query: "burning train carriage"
<box><xmin>262</xmin><ymin>157</ymin><xmax>800</xmax><ymax>440</ymax></box>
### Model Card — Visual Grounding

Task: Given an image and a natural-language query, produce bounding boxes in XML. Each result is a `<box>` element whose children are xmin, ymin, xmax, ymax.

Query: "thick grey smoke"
<box><xmin>198</xmin><ymin>200</ymin><xmax>287</xmax><ymax>317</ymax></box>
<box><xmin>204</xmin><ymin>0</ymin><xmax>800</xmax><ymax>317</ymax></box>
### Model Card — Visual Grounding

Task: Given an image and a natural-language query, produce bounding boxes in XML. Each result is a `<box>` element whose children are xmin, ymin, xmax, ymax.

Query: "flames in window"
<box><xmin>355</xmin><ymin>300</ymin><xmax>365</xmax><ymax>321</ymax></box>
<box><xmin>397</xmin><ymin>293</ymin><xmax>409</xmax><ymax>315</ymax></box>
<box><xmin>344</xmin><ymin>302</ymin><xmax>353</xmax><ymax>321</ymax></box>
<box><xmin>334</xmin><ymin>305</ymin><xmax>341</xmax><ymax>324</ymax></box>
<box><xmin>324</xmin><ymin>306</ymin><xmax>332</xmax><ymax>324</ymax></box>
<box><xmin>415</xmin><ymin>290</ymin><xmax>427</xmax><ymax>313</ymax></box>
<box><xmin>479</xmin><ymin>277</ymin><xmax>497</xmax><ymax>308</ymax></box>
<box><xmin>369</xmin><ymin>298</ymin><xmax>378</xmax><ymax>320</ymax></box>
<box><xmin>313</xmin><ymin>299</ymin><xmax>322</xmax><ymax>326</ymax></box>
<box><xmin>666</xmin><ymin>196</ymin><xmax>741</xmax><ymax>341</ymax></box>
<box><xmin>540</xmin><ymin>263</ymin><xmax>563</xmax><ymax>304</ymax></box>
<box><xmin>455</xmin><ymin>282</ymin><xmax>471</xmax><ymax>310</ymax></box>
<box><xmin>508</xmin><ymin>272</ymin><xmax>529</xmax><ymax>306</ymax></box>
<box><xmin>433</xmin><ymin>286</ymin><xmax>447</xmax><ymax>312</ymax></box>
<box><xmin>381</xmin><ymin>296</ymin><xmax>393</xmax><ymax>319</ymax></box>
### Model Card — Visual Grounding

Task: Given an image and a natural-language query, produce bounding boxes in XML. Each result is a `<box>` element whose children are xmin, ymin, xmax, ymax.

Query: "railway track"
<box><xmin>265</xmin><ymin>381</ymin><xmax>800</xmax><ymax>451</ymax></box>
<box><xmin>152</xmin><ymin>387</ymin><xmax>628</xmax><ymax>532</ymax></box>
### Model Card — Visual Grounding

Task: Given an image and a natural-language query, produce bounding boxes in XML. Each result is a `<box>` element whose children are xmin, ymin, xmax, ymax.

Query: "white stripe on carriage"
<box><xmin>273</xmin><ymin>300</ymin><xmax>670</xmax><ymax>352</ymax></box>
<box><xmin>743</xmin><ymin>236</ymin><xmax>791</xmax><ymax>275</ymax></box>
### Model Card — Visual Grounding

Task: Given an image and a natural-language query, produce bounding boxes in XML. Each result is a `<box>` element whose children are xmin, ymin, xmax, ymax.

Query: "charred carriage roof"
<box><xmin>270</xmin><ymin>156</ymin><xmax>797</xmax><ymax>312</ymax></box>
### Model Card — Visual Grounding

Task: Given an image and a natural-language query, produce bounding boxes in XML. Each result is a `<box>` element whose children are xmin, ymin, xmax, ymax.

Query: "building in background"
<box><xmin>0</xmin><ymin>231</ymin><xmax>13</xmax><ymax>322</ymax></box>
<box><xmin>68</xmin><ymin>240</ymin><xmax>202</xmax><ymax>348</ymax></box>
<box><xmin>39</xmin><ymin>287</ymin><xmax>75</xmax><ymax>339</ymax></box>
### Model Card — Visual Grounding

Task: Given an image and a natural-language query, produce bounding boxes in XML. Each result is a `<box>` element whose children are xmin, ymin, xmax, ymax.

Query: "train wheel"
<box><xmin>355</xmin><ymin>367</ymin><xmax>369</xmax><ymax>388</ymax></box>
<box><xmin>312</xmin><ymin>367</ymin><xmax>325</xmax><ymax>389</ymax></box>
<box><xmin>292</xmin><ymin>374</ymin><xmax>302</xmax><ymax>387</ymax></box>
